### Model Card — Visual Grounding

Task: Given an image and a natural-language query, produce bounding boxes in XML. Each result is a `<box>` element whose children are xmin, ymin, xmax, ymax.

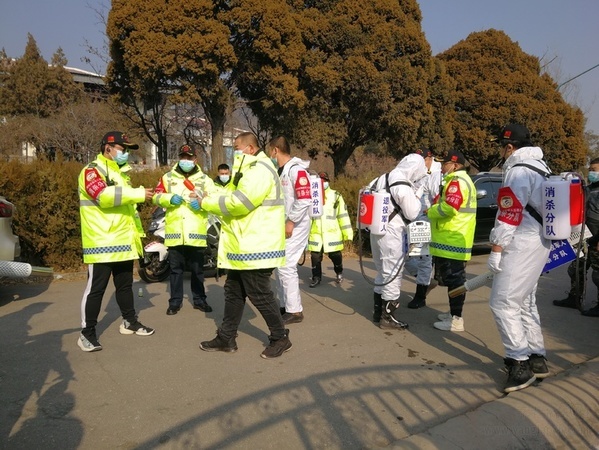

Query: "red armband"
<box><xmin>84</xmin><ymin>168</ymin><xmax>107</xmax><ymax>199</ymax></box>
<box><xmin>154</xmin><ymin>179</ymin><xmax>167</xmax><ymax>194</ymax></box>
<box><xmin>294</xmin><ymin>169</ymin><xmax>311</xmax><ymax>200</ymax></box>
<box><xmin>444</xmin><ymin>179</ymin><xmax>463</xmax><ymax>210</ymax></box>
<box><xmin>497</xmin><ymin>186</ymin><xmax>523</xmax><ymax>225</ymax></box>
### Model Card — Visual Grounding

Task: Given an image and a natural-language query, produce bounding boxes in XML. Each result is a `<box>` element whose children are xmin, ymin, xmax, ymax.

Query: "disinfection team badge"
<box><xmin>299</xmin><ymin>176</ymin><xmax>308</xmax><ymax>186</ymax></box>
<box><xmin>500</xmin><ymin>195</ymin><xmax>513</xmax><ymax>209</ymax></box>
<box><xmin>447</xmin><ymin>185</ymin><xmax>458</xmax><ymax>194</ymax></box>
<box><xmin>86</xmin><ymin>170</ymin><xmax>97</xmax><ymax>182</ymax></box>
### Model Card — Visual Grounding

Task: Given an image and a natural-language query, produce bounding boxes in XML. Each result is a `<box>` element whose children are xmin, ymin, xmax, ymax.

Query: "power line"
<box><xmin>558</xmin><ymin>62</ymin><xmax>599</xmax><ymax>89</ymax></box>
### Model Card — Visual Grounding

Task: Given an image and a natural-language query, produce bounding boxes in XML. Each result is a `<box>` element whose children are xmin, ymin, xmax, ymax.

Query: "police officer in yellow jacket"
<box><xmin>427</xmin><ymin>150</ymin><xmax>476</xmax><ymax>332</ymax></box>
<box><xmin>308</xmin><ymin>172</ymin><xmax>354</xmax><ymax>287</ymax></box>
<box><xmin>77</xmin><ymin>131</ymin><xmax>155</xmax><ymax>352</ymax></box>
<box><xmin>153</xmin><ymin>144</ymin><xmax>217</xmax><ymax>315</ymax></box>
<box><xmin>198</xmin><ymin>132</ymin><xmax>292</xmax><ymax>359</ymax></box>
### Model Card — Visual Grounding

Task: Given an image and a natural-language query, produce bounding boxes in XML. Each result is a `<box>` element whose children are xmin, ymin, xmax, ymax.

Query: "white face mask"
<box><xmin>323</xmin><ymin>181</ymin><xmax>329</xmax><ymax>190</ymax></box>
<box><xmin>219</xmin><ymin>174</ymin><xmax>230</xmax><ymax>183</ymax></box>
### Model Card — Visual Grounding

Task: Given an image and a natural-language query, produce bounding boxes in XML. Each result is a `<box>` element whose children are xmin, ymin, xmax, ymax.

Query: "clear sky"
<box><xmin>1</xmin><ymin>0</ymin><xmax>598</xmax><ymax>133</ymax></box>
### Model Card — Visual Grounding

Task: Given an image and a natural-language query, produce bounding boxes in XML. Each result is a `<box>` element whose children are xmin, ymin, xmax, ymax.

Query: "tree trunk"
<box><xmin>210</xmin><ymin>119</ymin><xmax>225</xmax><ymax>173</ymax></box>
<box><xmin>330</xmin><ymin>141</ymin><xmax>355</xmax><ymax>177</ymax></box>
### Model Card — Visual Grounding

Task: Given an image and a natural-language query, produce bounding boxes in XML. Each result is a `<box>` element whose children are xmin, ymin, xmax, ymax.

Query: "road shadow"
<box><xmin>0</xmin><ymin>302</ymin><xmax>82</xmax><ymax>449</ymax></box>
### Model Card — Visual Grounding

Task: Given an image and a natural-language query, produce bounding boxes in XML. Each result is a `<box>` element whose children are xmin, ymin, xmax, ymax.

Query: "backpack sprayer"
<box><xmin>448</xmin><ymin>171</ymin><xmax>586</xmax><ymax>298</ymax></box>
<box><xmin>356</xmin><ymin>177</ymin><xmax>431</xmax><ymax>286</ymax></box>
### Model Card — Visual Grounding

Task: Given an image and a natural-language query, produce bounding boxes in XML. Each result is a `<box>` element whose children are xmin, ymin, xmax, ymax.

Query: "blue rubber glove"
<box><xmin>190</xmin><ymin>199</ymin><xmax>200</xmax><ymax>211</ymax></box>
<box><xmin>170</xmin><ymin>194</ymin><xmax>183</xmax><ymax>205</ymax></box>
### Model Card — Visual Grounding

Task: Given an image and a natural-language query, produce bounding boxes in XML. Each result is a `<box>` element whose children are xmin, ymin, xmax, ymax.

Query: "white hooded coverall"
<box><xmin>489</xmin><ymin>146</ymin><xmax>551</xmax><ymax>360</ymax></box>
<box><xmin>275</xmin><ymin>157</ymin><xmax>311</xmax><ymax>313</ymax></box>
<box><xmin>370</xmin><ymin>154</ymin><xmax>427</xmax><ymax>301</ymax></box>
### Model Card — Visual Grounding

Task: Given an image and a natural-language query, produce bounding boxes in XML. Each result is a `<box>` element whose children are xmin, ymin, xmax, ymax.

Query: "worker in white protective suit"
<box><xmin>487</xmin><ymin>124</ymin><xmax>552</xmax><ymax>394</ymax></box>
<box><xmin>404</xmin><ymin>147</ymin><xmax>442</xmax><ymax>308</ymax></box>
<box><xmin>370</xmin><ymin>153</ymin><xmax>427</xmax><ymax>330</ymax></box>
<box><xmin>269</xmin><ymin>136</ymin><xmax>312</xmax><ymax>325</ymax></box>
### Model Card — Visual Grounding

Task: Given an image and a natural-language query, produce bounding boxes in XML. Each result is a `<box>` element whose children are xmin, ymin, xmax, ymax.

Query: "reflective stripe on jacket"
<box><xmin>78</xmin><ymin>153</ymin><xmax>146</xmax><ymax>264</ymax></box>
<box><xmin>152</xmin><ymin>165</ymin><xmax>215</xmax><ymax>248</ymax></box>
<box><xmin>308</xmin><ymin>188</ymin><xmax>354</xmax><ymax>253</ymax></box>
<box><xmin>201</xmin><ymin>151</ymin><xmax>286</xmax><ymax>270</ymax></box>
<box><xmin>427</xmin><ymin>169</ymin><xmax>477</xmax><ymax>261</ymax></box>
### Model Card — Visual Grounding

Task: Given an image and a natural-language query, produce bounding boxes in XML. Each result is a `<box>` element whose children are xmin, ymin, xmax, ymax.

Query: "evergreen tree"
<box><xmin>438</xmin><ymin>29</ymin><xmax>587</xmax><ymax>172</ymax></box>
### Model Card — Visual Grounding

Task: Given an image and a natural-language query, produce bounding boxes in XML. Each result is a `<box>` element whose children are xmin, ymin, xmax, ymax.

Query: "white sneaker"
<box><xmin>437</xmin><ymin>312</ymin><xmax>452</xmax><ymax>321</ymax></box>
<box><xmin>433</xmin><ymin>315</ymin><xmax>464</xmax><ymax>332</ymax></box>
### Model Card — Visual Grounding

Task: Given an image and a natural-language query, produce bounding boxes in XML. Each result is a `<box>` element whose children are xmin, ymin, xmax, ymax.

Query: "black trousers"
<box><xmin>219</xmin><ymin>269</ymin><xmax>286</xmax><ymax>341</ymax></box>
<box><xmin>434</xmin><ymin>256</ymin><xmax>467</xmax><ymax>317</ymax></box>
<box><xmin>81</xmin><ymin>260</ymin><xmax>136</xmax><ymax>330</ymax></box>
<box><xmin>311</xmin><ymin>249</ymin><xmax>343</xmax><ymax>279</ymax></box>
<box><xmin>168</xmin><ymin>245</ymin><xmax>206</xmax><ymax>308</ymax></box>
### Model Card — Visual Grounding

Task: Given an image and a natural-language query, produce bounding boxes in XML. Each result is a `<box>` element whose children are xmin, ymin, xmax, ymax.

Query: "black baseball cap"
<box><xmin>435</xmin><ymin>149</ymin><xmax>465</xmax><ymax>165</ymax></box>
<box><xmin>101</xmin><ymin>131</ymin><xmax>139</xmax><ymax>150</ymax></box>
<box><xmin>179</xmin><ymin>144</ymin><xmax>196</xmax><ymax>157</ymax></box>
<box><xmin>494</xmin><ymin>124</ymin><xmax>531</xmax><ymax>143</ymax></box>
<box><xmin>414</xmin><ymin>147</ymin><xmax>433</xmax><ymax>158</ymax></box>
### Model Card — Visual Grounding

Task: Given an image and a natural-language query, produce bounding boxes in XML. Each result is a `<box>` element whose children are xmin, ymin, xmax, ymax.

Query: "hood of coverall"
<box><xmin>503</xmin><ymin>146</ymin><xmax>545</xmax><ymax>171</ymax></box>
<box><xmin>393</xmin><ymin>153</ymin><xmax>428</xmax><ymax>186</ymax></box>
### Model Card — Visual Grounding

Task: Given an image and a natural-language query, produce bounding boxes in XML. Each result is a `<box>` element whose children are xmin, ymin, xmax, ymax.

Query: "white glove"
<box><xmin>487</xmin><ymin>251</ymin><xmax>502</xmax><ymax>273</ymax></box>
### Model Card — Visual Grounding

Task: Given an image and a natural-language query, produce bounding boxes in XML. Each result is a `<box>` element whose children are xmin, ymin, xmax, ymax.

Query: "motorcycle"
<box><xmin>137</xmin><ymin>206</ymin><xmax>222</xmax><ymax>283</ymax></box>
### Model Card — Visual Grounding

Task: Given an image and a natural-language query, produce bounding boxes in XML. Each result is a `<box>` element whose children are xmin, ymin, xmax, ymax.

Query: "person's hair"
<box><xmin>268</xmin><ymin>136</ymin><xmax>291</xmax><ymax>155</ymax></box>
<box><xmin>235</xmin><ymin>132</ymin><xmax>259</xmax><ymax>149</ymax></box>
<box><xmin>500</xmin><ymin>135</ymin><xmax>532</xmax><ymax>149</ymax></box>
<box><xmin>217</xmin><ymin>163</ymin><xmax>230</xmax><ymax>171</ymax></box>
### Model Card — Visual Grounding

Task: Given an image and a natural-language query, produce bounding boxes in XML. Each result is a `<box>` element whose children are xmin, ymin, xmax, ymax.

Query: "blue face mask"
<box><xmin>114</xmin><ymin>149</ymin><xmax>129</xmax><ymax>165</ymax></box>
<box><xmin>589</xmin><ymin>171</ymin><xmax>599</xmax><ymax>183</ymax></box>
<box><xmin>270</xmin><ymin>158</ymin><xmax>278</xmax><ymax>167</ymax></box>
<box><xmin>234</xmin><ymin>150</ymin><xmax>244</xmax><ymax>158</ymax></box>
<box><xmin>178</xmin><ymin>160</ymin><xmax>195</xmax><ymax>173</ymax></box>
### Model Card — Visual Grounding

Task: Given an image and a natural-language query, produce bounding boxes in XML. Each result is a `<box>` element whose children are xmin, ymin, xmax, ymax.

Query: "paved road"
<box><xmin>1</xmin><ymin>253</ymin><xmax>597</xmax><ymax>449</ymax></box>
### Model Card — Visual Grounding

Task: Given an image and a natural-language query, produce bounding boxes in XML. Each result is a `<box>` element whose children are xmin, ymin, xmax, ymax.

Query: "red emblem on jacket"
<box><xmin>295</xmin><ymin>169</ymin><xmax>311</xmax><ymax>200</ymax></box>
<box><xmin>445</xmin><ymin>179</ymin><xmax>463</xmax><ymax>210</ymax></box>
<box><xmin>84</xmin><ymin>168</ymin><xmax>107</xmax><ymax>199</ymax></box>
<box><xmin>497</xmin><ymin>186</ymin><xmax>523</xmax><ymax>225</ymax></box>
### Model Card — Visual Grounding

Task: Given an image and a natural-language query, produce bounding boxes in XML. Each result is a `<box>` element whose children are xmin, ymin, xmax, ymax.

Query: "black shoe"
<box><xmin>581</xmin><ymin>304</ymin><xmax>599</xmax><ymax>317</ymax></box>
<box><xmin>282</xmin><ymin>312</ymin><xmax>304</xmax><ymax>324</ymax></box>
<box><xmin>199</xmin><ymin>331</ymin><xmax>238</xmax><ymax>353</ymax></box>
<box><xmin>309</xmin><ymin>277</ymin><xmax>321</xmax><ymax>288</ymax></box>
<box><xmin>379</xmin><ymin>313</ymin><xmax>409</xmax><ymax>330</ymax></box>
<box><xmin>78</xmin><ymin>331</ymin><xmax>102</xmax><ymax>352</ymax></box>
<box><xmin>529</xmin><ymin>354</ymin><xmax>549</xmax><ymax>379</ymax></box>
<box><xmin>407</xmin><ymin>298</ymin><xmax>426</xmax><ymax>309</ymax></box>
<box><xmin>279</xmin><ymin>307</ymin><xmax>286</xmax><ymax>316</ymax></box>
<box><xmin>408</xmin><ymin>284</ymin><xmax>428</xmax><ymax>309</ymax></box>
<box><xmin>194</xmin><ymin>301</ymin><xmax>213</xmax><ymax>313</ymax></box>
<box><xmin>504</xmin><ymin>358</ymin><xmax>536</xmax><ymax>393</ymax></box>
<box><xmin>166</xmin><ymin>307</ymin><xmax>180</xmax><ymax>315</ymax></box>
<box><xmin>261</xmin><ymin>329</ymin><xmax>292</xmax><ymax>359</ymax></box>
<box><xmin>552</xmin><ymin>295</ymin><xmax>579</xmax><ymax>309</ymax></box>
<box><xmin>373</xmin><ymin>293</ymin><xmax>383</xmax><ymax>324</ymax></box>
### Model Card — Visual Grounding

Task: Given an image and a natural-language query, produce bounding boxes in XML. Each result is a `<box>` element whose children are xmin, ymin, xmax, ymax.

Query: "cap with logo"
<box><xmin>414</xmin><ymin>147</ymin><xmax>433</xmax><ymax>158</ymax></box>
<box><xmin>435</xmin><ymin>149</ymin><xmax>465</xmax><ymax>165</ymax></box>
<box><xmin>179</xmin><ymin>144</ymin><xmax>196</xmax><ymax>157</ymax></box>
<box><xmin>101</xmin><ymin>131</ymin><xmax>139</xmax><ymax>150</ymax></box>
<box><xmin>494</xmin><ymin>124</ymin><xmax>531</xmax><ymax>143</ymax></box>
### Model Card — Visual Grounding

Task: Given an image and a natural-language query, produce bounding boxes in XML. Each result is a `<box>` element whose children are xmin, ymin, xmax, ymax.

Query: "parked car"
<box><xmin>471</xmin><ymin>172</ymin><xmax>503</xmax><ymax>245</ymax></box>
<box><xmin>0</xmin><ymin>196</ymin><xmax>21</xmax><ymax>261</ymax></box>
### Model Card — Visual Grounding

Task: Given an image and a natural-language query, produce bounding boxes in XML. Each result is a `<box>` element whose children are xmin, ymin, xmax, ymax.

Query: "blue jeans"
<box><xmin>219</xmin><ymin>269</ymin><xmax>285</xmax><ymax>341</ymax></box>
<box><xmin>168</xmin><ymin>245</ymin><xmax>206</xmax><ymax>308</ymax></box>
